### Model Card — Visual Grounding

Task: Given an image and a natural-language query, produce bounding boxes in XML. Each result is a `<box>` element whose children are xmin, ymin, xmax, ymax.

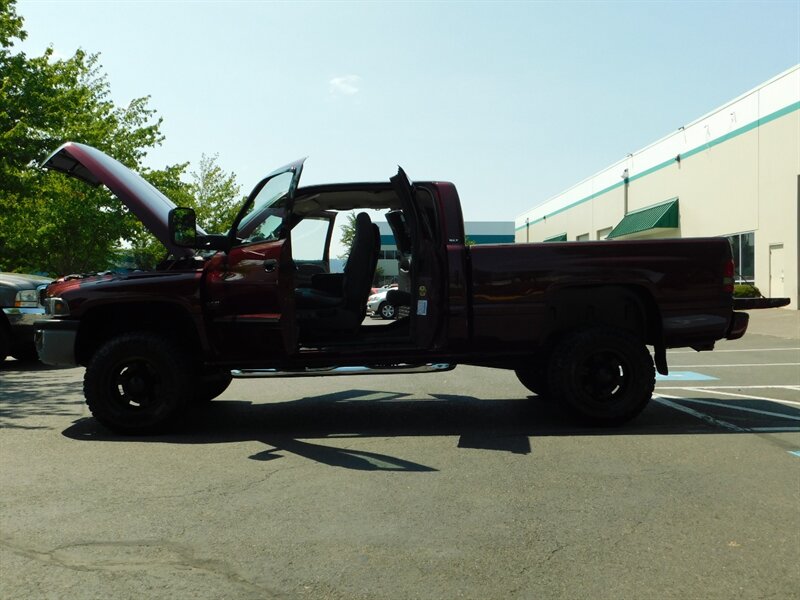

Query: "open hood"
<box><xmin>42</xmin><ymin>142</ymin><xmax>205</xmax><ymax>257</ymax></box>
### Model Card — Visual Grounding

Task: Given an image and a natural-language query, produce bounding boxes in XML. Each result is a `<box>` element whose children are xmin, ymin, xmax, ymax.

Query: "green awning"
<box><xmin>543</xmin><ymin>233</ymin><xmax>567</xmax><ymax>242</ymax></box>
<box><xmin>607</xmin><ymin>198</ymin><xmax>679</xmax><ymax>239</ymax></box>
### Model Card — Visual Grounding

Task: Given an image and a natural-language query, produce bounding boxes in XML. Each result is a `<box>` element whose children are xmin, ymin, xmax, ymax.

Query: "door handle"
<box><xmin>263</xmin><ymin>259</ymin><xmax>278</xmax><ymax>272</ymax></box>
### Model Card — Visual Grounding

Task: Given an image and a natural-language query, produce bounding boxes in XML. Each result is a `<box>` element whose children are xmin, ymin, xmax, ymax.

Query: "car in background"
<box><xmin>366</xmin><ymin>286</ymin><xmax>398</xmax><ymax>319</ymax></box>
<box><xmin>1</xmin><ymin>272</ymin><xmax>52</xmax><ymax>361</ymax></box>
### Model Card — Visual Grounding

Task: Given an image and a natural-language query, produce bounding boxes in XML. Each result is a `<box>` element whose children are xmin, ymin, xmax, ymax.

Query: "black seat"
<box><xmin>295</xmin><ymin>212</ymin><xmax>379</xmax><ymax>333</ymax></box>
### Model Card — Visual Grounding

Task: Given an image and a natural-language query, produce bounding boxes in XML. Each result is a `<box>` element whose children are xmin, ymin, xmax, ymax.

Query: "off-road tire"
<box><xmin>548</xmin><ymin>327</ymin><xmax>654</xmax><ymax>426</ymax></box>
<box><xmin>83</xmin><ymin>332</ymin><xmax>192</xmax><ymax>435</ymax></box>
<box><xmin>379</xmin><ymin>302</ymin><xmax>396</xmax><ymax>320</ymax></box>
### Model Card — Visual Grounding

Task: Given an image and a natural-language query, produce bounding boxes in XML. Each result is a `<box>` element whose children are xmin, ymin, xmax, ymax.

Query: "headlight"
<box><xmin>14</xmin><ymin>289</ymin><xmax>39</xmax><ymax>308</ymax></box>
<box><xmin>45</xmin><ymin>297</ymin><xmax>70</xmax><ymax>316</ymax></box>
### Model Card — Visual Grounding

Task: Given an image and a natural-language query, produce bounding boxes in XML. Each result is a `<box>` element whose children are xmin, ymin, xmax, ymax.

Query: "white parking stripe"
<box><xmin>679</xmin><ymin>387</ymin><xmax>800</xmax><ymax>408</ymax></box>
<box><xmin>653</xmin><ymin>395</ymin><xmax>747</xmax><ymax>432</ymax></box>
<box><xmin>668</xmin><ymin>348</ymin><xmax>800</xmax><ymax>354</ymax></box>
<box><xmin>669</xmin><ymin>363</ymin><xmax>799</xmax><ymax>368</ymax></box>
<box><xmin>656</xmin><ymin>385</ymin><xmax>799</xmax><ymax>390</ymax></box>
<box><xmin>668</xmin><ymin>396</ymin><xmax>800</xmax><ymax>420</ymax></box>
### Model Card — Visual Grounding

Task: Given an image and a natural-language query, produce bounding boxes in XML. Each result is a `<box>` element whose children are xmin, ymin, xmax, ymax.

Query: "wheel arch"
<box><xmin>543</xmin><ymin>284</ymin><xmax>663</xmax><ymax>348</ymax></box>
<box><xmin>75</xmin><ymin>301</ymin><xmax>206</xmax><ymax>366</ymax></box>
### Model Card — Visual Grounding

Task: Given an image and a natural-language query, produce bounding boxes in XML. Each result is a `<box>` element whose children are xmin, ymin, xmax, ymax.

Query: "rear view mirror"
<box><xmin>169</xmin><ymin>207</ymin><xmax>197</xmax><ymax>247</ymax></box>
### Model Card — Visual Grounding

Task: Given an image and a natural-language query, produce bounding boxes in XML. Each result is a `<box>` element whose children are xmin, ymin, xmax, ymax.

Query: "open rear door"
<box><xmin>390</xmin><ymin>168</ymin><xmax>446</xmax><ymax>349</ymax></box>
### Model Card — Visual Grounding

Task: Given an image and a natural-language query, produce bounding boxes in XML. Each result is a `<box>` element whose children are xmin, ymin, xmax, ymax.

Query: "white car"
<box><xmin>366</xmin><ymin>287</ymin><xmax>398</xmax><ymax>319</ymax></box>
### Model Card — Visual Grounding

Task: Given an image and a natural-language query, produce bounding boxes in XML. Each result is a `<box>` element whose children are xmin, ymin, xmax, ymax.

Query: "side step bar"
<box><xmin>232</xmin><ymin>363</ymin><xmax>455</xmax><ymax>378</ymax></box>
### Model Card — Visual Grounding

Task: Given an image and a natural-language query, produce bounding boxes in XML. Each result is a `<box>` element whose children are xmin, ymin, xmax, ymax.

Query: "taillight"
<box><xmin>723</xmin><ymin>259</ymin><xmax>734</xmax><ymax>293</ymax></box>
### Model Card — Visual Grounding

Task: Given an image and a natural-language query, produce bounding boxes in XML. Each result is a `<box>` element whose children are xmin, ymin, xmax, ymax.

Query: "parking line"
<box><xmin>668</xmin><ymin>396</ymin><xmax>800</xmax><ymax>420</ymax></box>
<box><xmin>656</xmin><ymin>385</ymin><xmax>799</xmax><ymax>390</ymax></box>
<box><xmin>655</xmin><ymin>371</ymin><xmax>718</xmax><ymax>381</ymax></box>
<box><xmin>653</xmin><ymin>395</ymin><xmax>747</xmax><ymax>432</ymax></box>
<box><xmin>668</xmin><ymin>348</ymin><xmax>800</xmax><ymax>354</ymax></box>
<box><xmin>669</xmin><ymin>363</ymin><xmax>800</xmax><ymax>368</ymax></box>
<box><xmin>680</xmin><ymin>387</ymin><xmax>800</xmax><ymax>408</ymax></box>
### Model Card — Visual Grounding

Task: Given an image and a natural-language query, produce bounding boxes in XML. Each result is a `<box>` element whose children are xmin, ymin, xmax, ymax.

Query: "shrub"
<box><xmin>733</xmin><ymin>284</ymin><xmax>761</xmax><ymax>298</ymax></box>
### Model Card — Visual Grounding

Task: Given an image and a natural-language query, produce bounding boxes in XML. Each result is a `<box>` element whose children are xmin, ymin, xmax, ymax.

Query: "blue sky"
<box><xmin>15</xmin><ymin>0</ymin><xmax>800</xmax><ymax>223</ymax></box>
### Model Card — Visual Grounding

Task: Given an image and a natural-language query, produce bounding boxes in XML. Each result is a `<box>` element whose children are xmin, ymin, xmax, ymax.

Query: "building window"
<box><xmin>379</xmin><ymin>249</ymin><xmax>400</xmax><ymax>260</ymax></box>
<box><xmin>576</xmin><ymin>233</ymin><xmax>590</xmax><ymax>242</ymax></box>
<box><xmin>597</xmin><ymin>227</ymin><xmax>612</xmax><ymax>240</ymax></box>
<box><xmin>726</xmin><ymin>231</ymin><xmax>754</xmax><ymax>283</ymax></box>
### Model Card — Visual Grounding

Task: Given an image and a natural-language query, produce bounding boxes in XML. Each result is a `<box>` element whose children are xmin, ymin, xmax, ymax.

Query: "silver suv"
<box><xmin>1</xmin><ymin>273</ymin><xmax>52</xmax><ymax>361</ymax></box>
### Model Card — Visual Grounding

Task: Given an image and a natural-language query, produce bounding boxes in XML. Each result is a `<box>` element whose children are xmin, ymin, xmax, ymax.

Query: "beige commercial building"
<box><xmin>515</xmin><ymin>66</ymin><xmax>799</xmax><ymax>309</ymax></box>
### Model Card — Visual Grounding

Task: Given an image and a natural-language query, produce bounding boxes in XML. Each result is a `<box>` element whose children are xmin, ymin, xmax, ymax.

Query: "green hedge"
<box><xmin>733</xmin><ymin>284</ymin><xmax>762</xmax><ymax>298</ymax></box>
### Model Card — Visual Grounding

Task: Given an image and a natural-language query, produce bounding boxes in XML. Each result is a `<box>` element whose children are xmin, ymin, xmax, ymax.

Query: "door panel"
<box><xmin>390</xmin><ymin>170</ymin><xmax>446</xmax><ymax>350</ymax></box>
<box><xmin>205</xmin><ymin>239</ymin><xmax>296</xmax><ymax>360</ymax></box>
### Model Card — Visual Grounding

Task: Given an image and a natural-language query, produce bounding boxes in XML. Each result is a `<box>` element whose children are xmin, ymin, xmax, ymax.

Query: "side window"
<box><xmin>291</xmin><ymin>217</ymin><xmax>330</xmax><ymax>263</ymax></box>
<box><xmin>243</xmin><ymin>214</ymin><xmax>283</xmax><ymax>244</ymax></box>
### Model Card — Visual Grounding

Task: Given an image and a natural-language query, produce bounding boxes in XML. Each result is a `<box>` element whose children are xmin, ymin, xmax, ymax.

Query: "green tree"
<box><xmin>337</xmin><ymin>212</ymin><xmax>358</xmax><ymax>260</ymax></box>
<box><xmin>124</xmin><ymin>162</ymin><xmax>194</xmax><ymax>271</ymax></box>
<box><xmin>0</xmin><ymin>1</ymin><xmax>244</xmax><ymax>274</ymax></box>
<box><xmin>188</xmin><ymin>153</ymin><xmax>243</xmax><ymax>234</ymax></box>
<box><xmin>0</xmin><ymin>0</ymin><xmax>177</xmax><ymax>274</ymax></box>
<box><xmin>124</xmin><ymin>156</ymin><xmax>243</xmax><ymax>270</ymax></box>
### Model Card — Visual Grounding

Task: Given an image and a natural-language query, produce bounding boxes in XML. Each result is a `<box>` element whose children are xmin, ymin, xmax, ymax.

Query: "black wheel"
<box><xmin>515</xmin><ymin>364</ymin><xmax>550</xmax><ymax>398</ymax></box>
<box><xmin>379</xmin><ymin>302</ymin><xmax>396</xmax><ymax>320</ymax></box>
<box><xmin>548</xmin><ymin>328</ymin><xmax>654</xmax><ymax>426</ymax></box>
<box><xmin>83</xmin><ymin>333</ymin><xmax>191</xmax><ymax>435</ymax></box>
<box><xmin>192</xmin><ymin>369</ymin><xmax>233</xmax><ymax>403</ymax></box>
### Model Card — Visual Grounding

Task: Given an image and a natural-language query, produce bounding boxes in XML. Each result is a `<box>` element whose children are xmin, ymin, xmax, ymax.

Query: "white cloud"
<box><xmin>329</xmin><ymin>75</ymin><xmax>361</xmax><ymax>96</ymax></box>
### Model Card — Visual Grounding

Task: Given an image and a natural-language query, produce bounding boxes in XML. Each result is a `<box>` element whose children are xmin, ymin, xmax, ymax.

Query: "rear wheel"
<box><xmin>548</xmin><ymin>328</ymin><xmax>654</xmax><ymax>426</ymax></box>
<box><xmin>84</xmin><ymin>333</ymin><xmax>191</xmax><ymax>435</ymax></box>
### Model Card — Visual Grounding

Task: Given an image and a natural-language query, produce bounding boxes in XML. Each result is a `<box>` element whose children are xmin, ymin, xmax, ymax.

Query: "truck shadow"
<box><xmin>61</xmin><ymin>389</ymin><xmax>800</xmax><ymax>471</ymax></box>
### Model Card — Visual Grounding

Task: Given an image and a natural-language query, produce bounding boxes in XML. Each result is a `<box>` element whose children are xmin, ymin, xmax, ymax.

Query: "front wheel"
<box><xmin>548</xmin><ymin>328</ymin><xmax>654</xmax><ymax>426</ymax></box>
<box><xmin>378</xmin><ymin>302</ymin><xmax>397</xmax><ymax>320</ymax></box>
<box><xmin>83</xmin><ymin>333</ymin><xmax>192</xmax><ymax>435</ymax></box>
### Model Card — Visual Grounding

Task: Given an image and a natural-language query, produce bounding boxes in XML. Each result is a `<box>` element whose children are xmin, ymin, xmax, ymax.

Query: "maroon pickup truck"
<box><xmin>35</xmin><ymin>142</ymin><xmax>787</xmax><ymax>434</ymax></box>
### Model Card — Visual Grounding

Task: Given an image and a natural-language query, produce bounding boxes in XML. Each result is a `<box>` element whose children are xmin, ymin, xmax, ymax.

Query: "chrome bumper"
<box><xmin>34</xmin><ymin>319</ymin><xmax>79</xmax><ymax>367</ymax></box>
<box><xmin>3</xmin><ymin>306</ymin><xmax>46</xmax><ymax>327</ymax></box>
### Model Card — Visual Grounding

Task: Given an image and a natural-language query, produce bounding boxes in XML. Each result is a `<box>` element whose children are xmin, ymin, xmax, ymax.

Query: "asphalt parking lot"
<box><xmin>1</xmin><ymin>310</ymin><xmax>798</xmax><ymax>599</ymax></box>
